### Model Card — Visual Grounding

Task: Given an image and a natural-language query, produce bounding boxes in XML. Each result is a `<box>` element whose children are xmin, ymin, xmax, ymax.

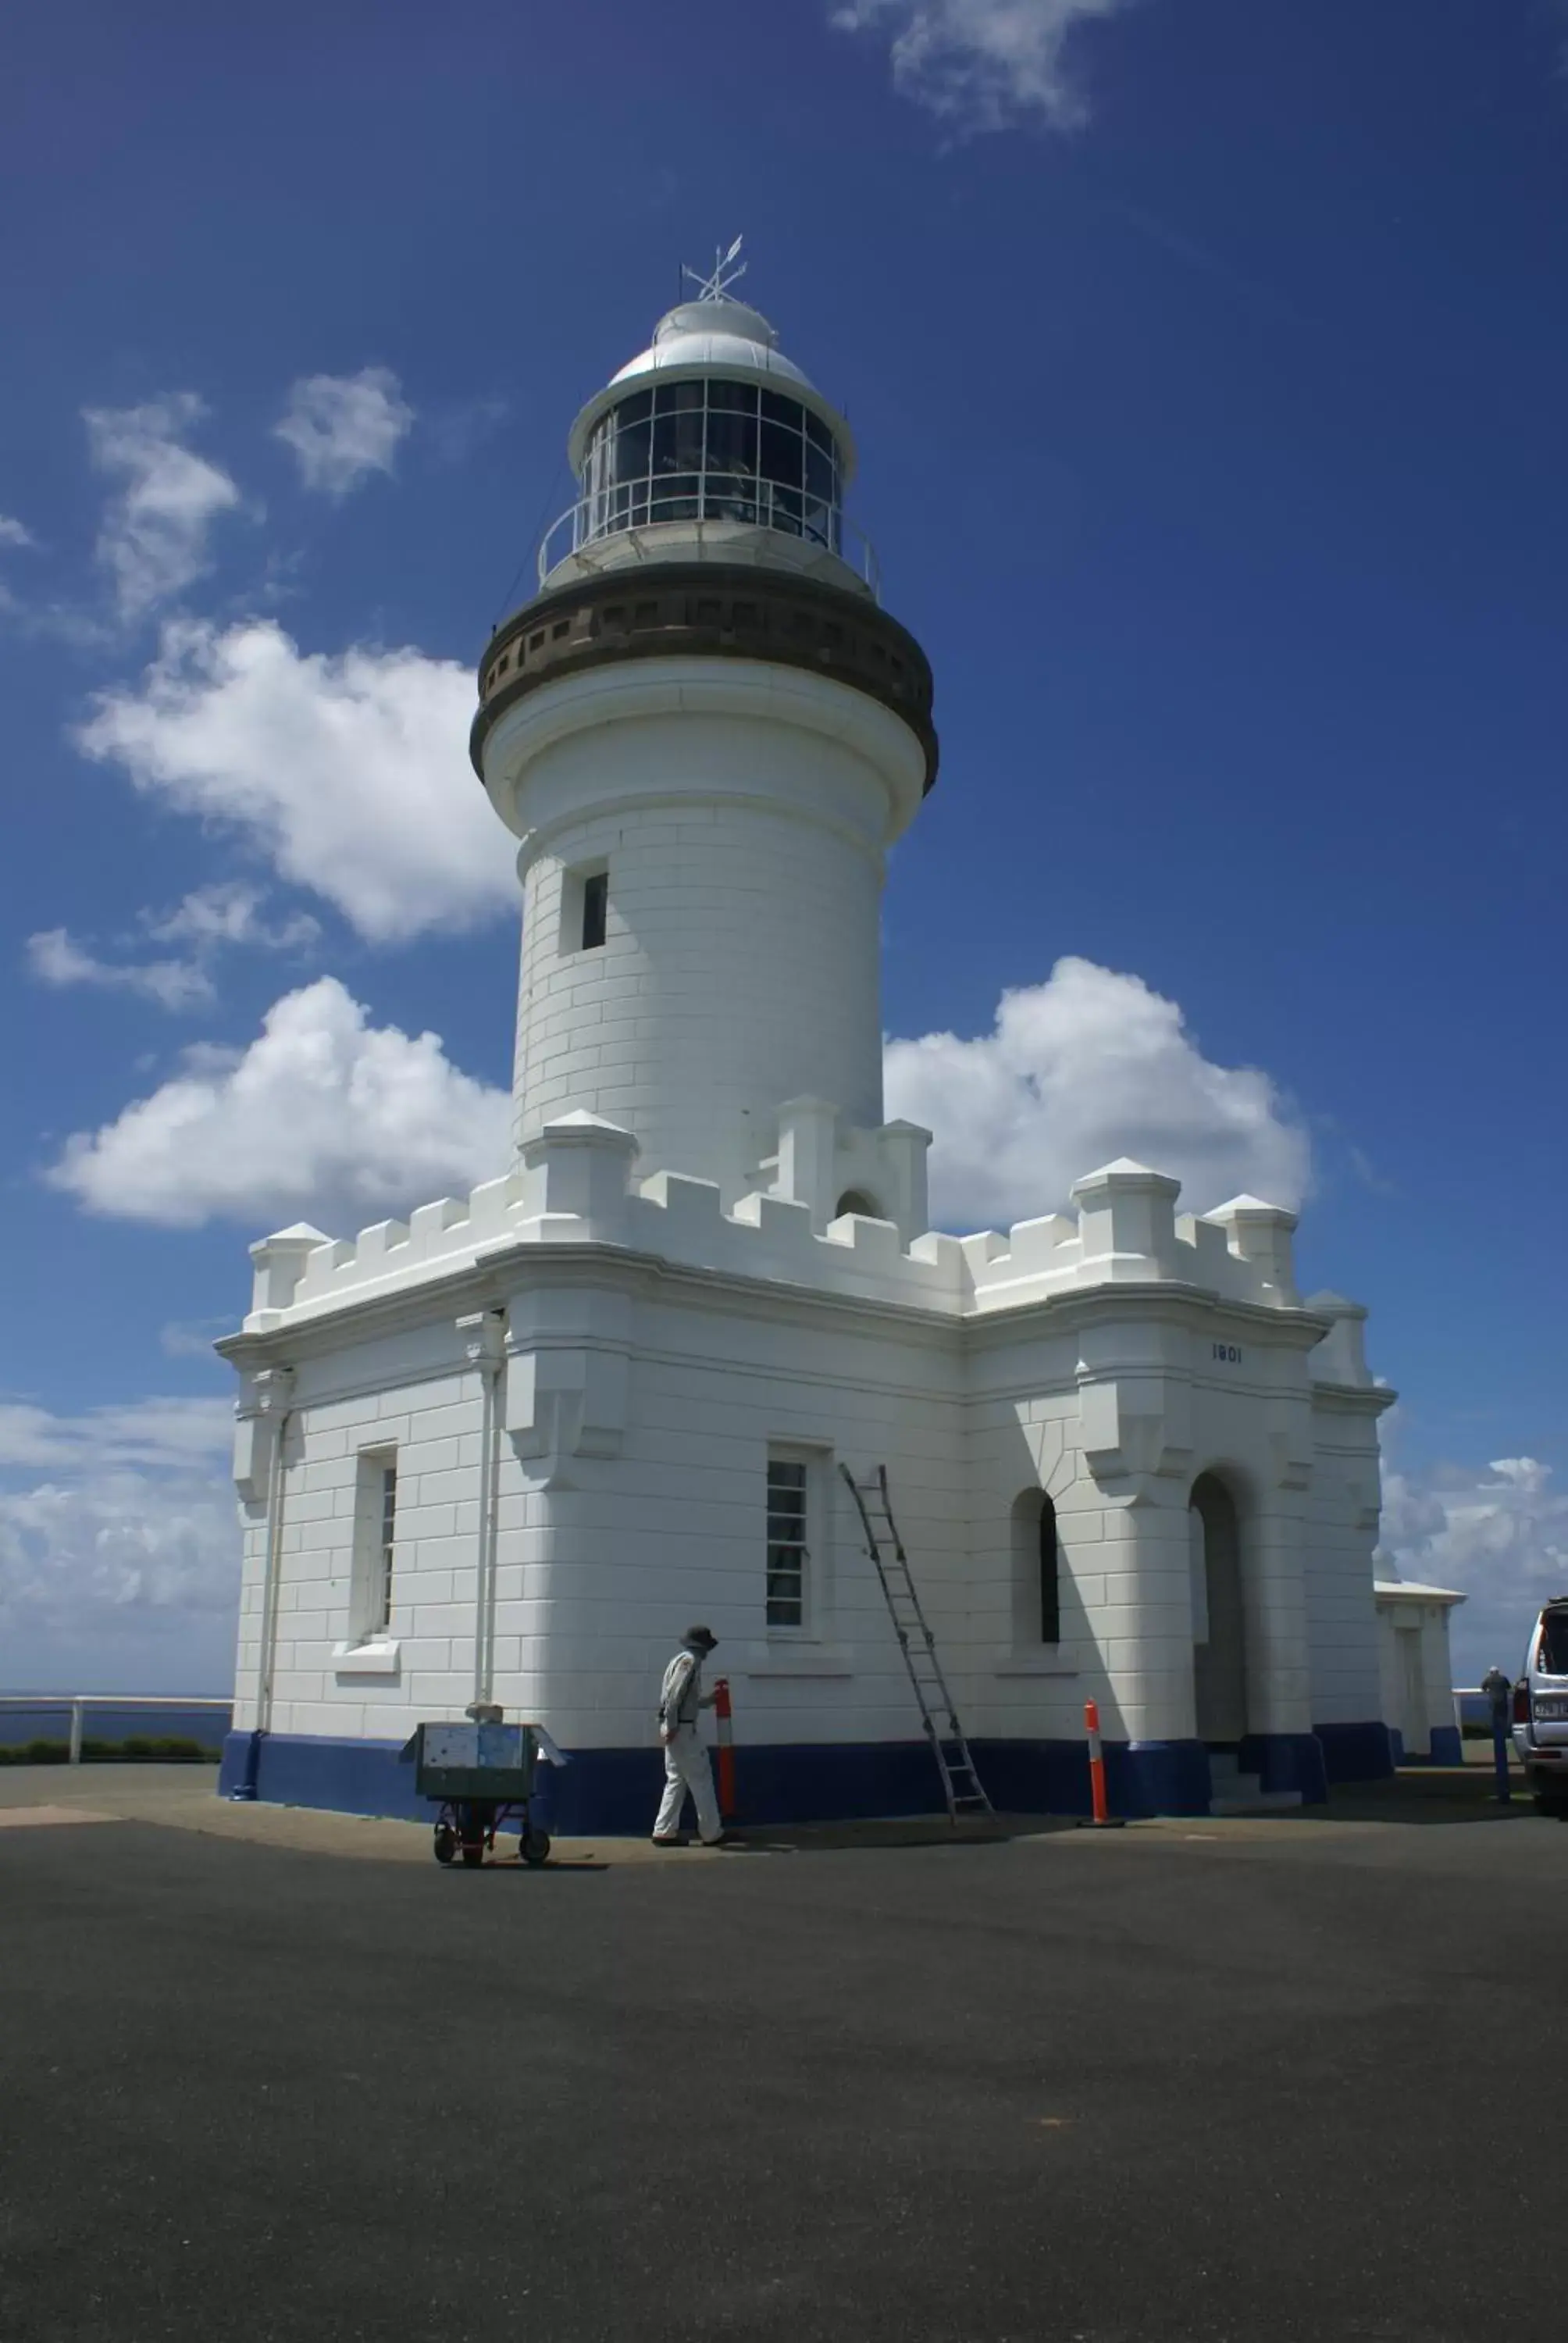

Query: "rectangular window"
<box><xmin>766</xmin><ymin>1454</ymin><xmax>810</xmax><ymax>1631</ymax></box>
<box><xmin>376</xmin><ymin>1462</ymin><xmax>397</xmax><ymax>1629</ymax></box>
<box><xmin>558</xmin><ymin>860</ymin><xmax>609</xmax><ymax>957</ymax></box>
<box><xmin>351</xmin><ymin>1448</ymin><xmax>397</xmax><ymax>1642</ymax></box>
<box><xmin>581</xmin><ymin>868</ymin><xmax>608</xmax><ymax>951</ymax></box>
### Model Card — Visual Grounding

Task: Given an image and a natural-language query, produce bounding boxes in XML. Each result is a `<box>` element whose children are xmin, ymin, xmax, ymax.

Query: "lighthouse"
<box><xmin>220</xmin><ymin>255</ymin><xmax>1440</xmax><ymax>1834</ymax></box>
<box><xmin>472</xmin><ymin>248</ymin><xmax>938</xmax><ymax>1222</ymax></box>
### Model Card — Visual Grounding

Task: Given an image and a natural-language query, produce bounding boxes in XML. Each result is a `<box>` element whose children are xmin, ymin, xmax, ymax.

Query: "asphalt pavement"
<box><xmin>2</xmin><ymin>1771</ymin><xmax>1563</xmax><ymax>2343</ymax></box>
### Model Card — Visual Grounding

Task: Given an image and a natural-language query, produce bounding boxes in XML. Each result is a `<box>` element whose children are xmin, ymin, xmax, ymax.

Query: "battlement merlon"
<box><xmin>1305</xmin><ymin>1291</ymin><xmax>1394</xmax><ymax>1406</ymax></box>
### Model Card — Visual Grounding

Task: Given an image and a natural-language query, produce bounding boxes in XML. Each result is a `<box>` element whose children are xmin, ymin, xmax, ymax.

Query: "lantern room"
<box><xmin>537</xmin><ymin>252</ymin><xmax>875</xmax><ymax>596</ymax></box>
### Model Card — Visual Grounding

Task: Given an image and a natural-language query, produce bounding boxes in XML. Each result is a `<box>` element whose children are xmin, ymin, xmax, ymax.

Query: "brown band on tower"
<box><xmin>470</xmin><ymin>563</ymin><xmax>938</xmax><ymax>792</ymax></box>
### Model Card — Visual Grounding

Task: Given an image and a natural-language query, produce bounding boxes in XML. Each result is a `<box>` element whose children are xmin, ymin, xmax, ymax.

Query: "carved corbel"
<box><xmin>232</xmin><ymin>1366</ymin><xmax>294</xmax><ymax>1503</ymax></box>
<box><xmin>1077</xmin><ymin>1374</ymin><xmax>1192</xmax><ymax>1503</ymax></box>
<box><xmin>504</xmin><ymin>1339</ymin><xmax>629</xmax><ymax>1487</ymax></box>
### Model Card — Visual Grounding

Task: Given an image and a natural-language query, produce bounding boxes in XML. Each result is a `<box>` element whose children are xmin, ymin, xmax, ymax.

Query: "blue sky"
<box><xmin>2</xmin><ymin>0</ymin><xmax>1565</xmax><ymax>1691</ymax></box>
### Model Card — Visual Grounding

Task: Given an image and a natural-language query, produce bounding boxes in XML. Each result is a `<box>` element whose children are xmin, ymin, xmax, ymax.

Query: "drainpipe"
<box><xmin>241</xmin><ymin>1368</ymin><xmax>294</xmax><ymax>1797</ymax></box>
<box><xmin>460</xmin><ymin>1312</ymin><xmax>507</xmax><ymax>1709</ymax></box>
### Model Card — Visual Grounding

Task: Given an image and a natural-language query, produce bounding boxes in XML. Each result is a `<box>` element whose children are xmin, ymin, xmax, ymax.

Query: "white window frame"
<box><xmin>766</xmin><ymin>1444</ymin><xmax>829</xmax><ymax>1641</ymax></box>
<box><xmin>348</xmin><ymin>1446</ymin><xmax>399</xmax><ymax>1647</ymax></box>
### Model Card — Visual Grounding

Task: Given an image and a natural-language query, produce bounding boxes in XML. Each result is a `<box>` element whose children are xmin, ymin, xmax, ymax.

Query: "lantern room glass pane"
<box><xmin>704</xmin><ymin>406</ymin><xmax>757</xmax><ymax>480</ymax></box>
<box><xmin>652</xmin><ymin>408</ymin><xmax>704</xmax><ymax>478</ymax></box>
<box><xmin>613</xmin><ymin>418</ymin><xmax>651</xmax><ymax>484</ymax></box>
<box><xmin>759</xmin><ymin>420</ymin><xmax>803</xmax><ymax>490</ymax></box>
<box><xmin>707</xmin><ymin>379</ymin><xmax>757</xmax><ymax>413</ymax></box>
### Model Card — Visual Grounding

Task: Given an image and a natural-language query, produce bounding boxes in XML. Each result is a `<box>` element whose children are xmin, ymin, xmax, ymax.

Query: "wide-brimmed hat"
<box><xmin>683</xmin><ymin>1624</ymin><xmax>718</xmax><ymax>1653</ymax></box>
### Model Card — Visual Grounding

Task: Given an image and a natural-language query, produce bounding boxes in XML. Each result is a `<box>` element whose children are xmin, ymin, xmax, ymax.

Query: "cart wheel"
<box><xmin>460</xmin><ymin>1839</ymin><xmax>485</xmax><ymax>1867</ymax></box>
<box><xmin>433</xmin><ymin>1826</ymin><xmax>455</xmax><ymax>1866</ymax></box>
<box><xmin>520</xmin><ymin>1830</ymin><xmax>551</xmax><ymax>1867</ymax></box>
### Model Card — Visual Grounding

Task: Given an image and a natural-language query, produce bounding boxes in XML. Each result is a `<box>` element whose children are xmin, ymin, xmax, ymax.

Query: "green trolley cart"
<box><xmin>402</xmin><ymin>1721</ymin><xmax>554</xmax><ymax>1868</ymax></box>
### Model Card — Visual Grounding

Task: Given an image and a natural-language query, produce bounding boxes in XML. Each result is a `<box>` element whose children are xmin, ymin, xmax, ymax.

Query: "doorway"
<box><xmin>1398</xmin><ymin>1628</ymin><xmax>1427</xmax><ymax>1757</ymax></box>
<box><xmin>1189</xmin><ymin>1472</ymin><xmax>1247</xmax><ymax>1744</ymax></box>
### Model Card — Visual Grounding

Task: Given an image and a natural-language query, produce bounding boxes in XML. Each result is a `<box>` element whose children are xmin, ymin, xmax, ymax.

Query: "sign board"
<box><xmin>419</xmin><ymin>1723</ymin><xmax>530</xmax><ymax>1771</ymax></box>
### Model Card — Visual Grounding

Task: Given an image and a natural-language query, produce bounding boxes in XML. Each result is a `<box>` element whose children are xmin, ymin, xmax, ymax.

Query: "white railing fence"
<box><xmin>0</xmin><ymin>1696</ymin><xmax>232</xmax><ymax>1765</ymax></box>
<box><xmin>536</xmin><ymin>470</ymin><xmax>880</xmax><ymax>597</ymax></box>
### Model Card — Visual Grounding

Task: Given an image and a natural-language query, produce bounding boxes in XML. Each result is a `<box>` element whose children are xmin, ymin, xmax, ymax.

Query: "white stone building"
<box><xmin>219</xmin><ymin>269</ymin><xmax>1452</xmax><ymax>1824</ymax></box>
<box><xmin>1374</xmin><ymin>1572</ymin><xmax>1466</xmax><ymax>1765</ymax></box>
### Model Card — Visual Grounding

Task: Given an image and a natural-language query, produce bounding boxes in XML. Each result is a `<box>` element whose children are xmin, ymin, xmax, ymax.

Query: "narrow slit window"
<box><xmin>1012</xmin><ymin>1486</ymin><xmax>1061</xmax><ymax>1649</ymax></box>
<box><xmin>1039</xmin><ymin>1494</ymin><xmax>1060</xmax><ymax>1645</ymax></box>
<box><xmin>766</xmin><ymin>1455</ymin><xmax>809</xmax><ymax>1630</ymax></box>
<box><xmin>352</xmin><ymin>1447</ymin><xmax>398</xmax><ymax>1643</ymax></box>
<box><xmin>581</xmin><ymin>869</ymin><xmax>608</xmax><ymax>951</ymax></box>
<box><xmin>376</xmin><ymin>1462</ymin><xmax>397</xmax><ymax>1631</ymax></box>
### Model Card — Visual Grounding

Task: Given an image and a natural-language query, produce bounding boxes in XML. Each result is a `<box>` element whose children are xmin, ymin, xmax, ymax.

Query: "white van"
<box><xmin>1512</xmin><ymin>1599</ymin><xmax>1568</xmax><ymax>1816</ymax></box>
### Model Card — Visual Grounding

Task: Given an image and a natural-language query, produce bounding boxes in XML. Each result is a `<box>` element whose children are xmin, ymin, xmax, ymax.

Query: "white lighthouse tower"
<box><xmin>474</xmin><ymin>247</ymin><xmax>938</xmax><ymax>1225</ymax></box>
<box><xmin>220</xmin><ymin>257</ymin><xmax>1440</xmax><ymax>1834</ymax></box>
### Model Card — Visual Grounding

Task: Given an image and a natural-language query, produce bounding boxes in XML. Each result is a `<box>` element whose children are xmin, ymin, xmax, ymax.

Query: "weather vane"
<box><xmin>683</xmin><ymin>234</ymin><xmax>747</xmax><ymax>302</ymax></box>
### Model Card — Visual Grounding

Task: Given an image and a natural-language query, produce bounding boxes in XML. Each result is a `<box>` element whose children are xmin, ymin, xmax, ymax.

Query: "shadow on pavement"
<box><xmin>1285</xmin><ymin>1763</ymin><xmax>1550</xmax><ymax>1827</ymax></box>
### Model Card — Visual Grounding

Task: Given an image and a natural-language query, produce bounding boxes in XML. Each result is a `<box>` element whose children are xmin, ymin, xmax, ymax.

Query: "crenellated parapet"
<box><xmin>241</xmin><ymin>1122</ymin><xmax>1328</xmax><ymax>1339</ymax></box>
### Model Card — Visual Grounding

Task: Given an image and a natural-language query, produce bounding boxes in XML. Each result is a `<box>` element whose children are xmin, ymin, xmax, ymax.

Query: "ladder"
<box><xmin>839</xmin><ymin>1462</ymin><xmax>993</xmax><ymax>1824</ymax></box>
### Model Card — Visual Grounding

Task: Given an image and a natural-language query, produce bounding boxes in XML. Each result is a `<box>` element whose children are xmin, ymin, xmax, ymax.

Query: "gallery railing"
<box><xmin>538</xmin><ymin>470</ymin><xmax>880</xmax><ymax>597</ymax></box>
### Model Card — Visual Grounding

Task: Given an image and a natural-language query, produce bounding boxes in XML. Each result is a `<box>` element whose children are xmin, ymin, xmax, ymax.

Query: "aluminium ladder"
<box><xmin>839</xmin><ymin>1462</ymin><xmax>993</xmax><ymax>1824</ymax></box>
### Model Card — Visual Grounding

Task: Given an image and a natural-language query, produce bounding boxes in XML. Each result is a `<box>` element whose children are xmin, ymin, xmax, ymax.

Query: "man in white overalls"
<box><xmin>652</xmin><ymin>1625</ymin><xmax>724</xmax><ymax>1846</ymax></box>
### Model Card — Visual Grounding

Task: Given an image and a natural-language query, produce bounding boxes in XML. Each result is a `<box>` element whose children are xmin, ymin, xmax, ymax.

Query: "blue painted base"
<box><xmin>1313</xmin><ymin>1719</ymin><xmax>1398</xmax><ymax>1783</ymax></box>
<box><xmin>216</xmin><ymin>1724</ymin><xmax>1425</xmax><ymax>1826</ymax></box>
<box><xmin>1239</xmin><ymin>1730</ymin><xmax>1328</xmax><ymax>1803</ymax></box>
<box><xmin>220</xmin><ymin>1728</ymin><xmax>1224</xmax><ymax>1830</ymax></box>
<box><xmin>975</xmin><ymin>1735</ymin><xmax>1213</xmax><ymax>1819</ymax></box>
<box><xmin>1381</xmin><ymin>1722</ymin><xmax>1464</xmax><ymax>1767</ymax></box>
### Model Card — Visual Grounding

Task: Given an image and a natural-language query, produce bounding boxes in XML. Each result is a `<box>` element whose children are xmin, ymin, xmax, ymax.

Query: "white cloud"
<box><xmin>46</xmin><ymin>975</ymin><xmax>510</xmax><ymax>1229</ymax></box>
<box><xmin>1378</xmin><ymin>1447</ymin><xmax>1568</xmax><ymax>1682</ymax></box>
<box><xmin>24</xmin><ymin>887</ymin><xmax>319</xmax><ymax>1015</ymax></box>
<box><xmin>0</xmin><ymin>514</ymin><xmax>35</xmax><ymax>549</ymax></box>
<box><xmin>0</xmin><ymin>1397</ymin><xmax>240</xmax><ymax>1687</ymax></box>
<box><xmin>0</xmin><ymin>1396</ymin><xmax>233</xmax><ymax>1474</ymax></box>
<box><xmin>885</xmin><ymin>956</ymin><xmax>1310</xmax><ymax>1229</ymax></box>
<box><xmin>1487</xmin><ymin>1457</ymin><xmax>1551</xmax><ymax>1495</ymax></box>
<box><xmin>77</xmin><ymin>619</ymin><xmax>513</xmax><ymax>941</ymax></box>
<box><xmin>274</xmin><ymin>367</ymin><xmax>415</xmax><ymax>497</ymax></box>
<box><xmin>831</xmin><ymin>0</ymin><xmax>1131</xmax><ymax>133</ymax></box>
<box><xmin>141</xmin><ymin>882</ymin><xmax>320</xmax><ymax>954</ymax></box>
<box><xmin>26</xmin><ymin>925</ymin><xmax>216</xmax><ymax>1012</ymax></box>
<box><xmin>84</xmin><ymin>394</ymin><xmax>242</xmax><ymax>620</ymax></box>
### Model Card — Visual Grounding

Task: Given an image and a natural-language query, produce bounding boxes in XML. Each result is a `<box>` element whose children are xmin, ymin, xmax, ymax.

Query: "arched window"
<box><xmin>1011</xmin><ymin>1489</ymin><xmax>1061</xmax><ymax>1646</ymax></box>
<box><xmin>1189</xmin><ymin>1471</ymin><xmax>1246</xmax><ymax>1743</ymax></box>
<box><xmin>835</xmin><ymin>1190</ymin><xmax>879</xmax><ymax>1219</ymax></box>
